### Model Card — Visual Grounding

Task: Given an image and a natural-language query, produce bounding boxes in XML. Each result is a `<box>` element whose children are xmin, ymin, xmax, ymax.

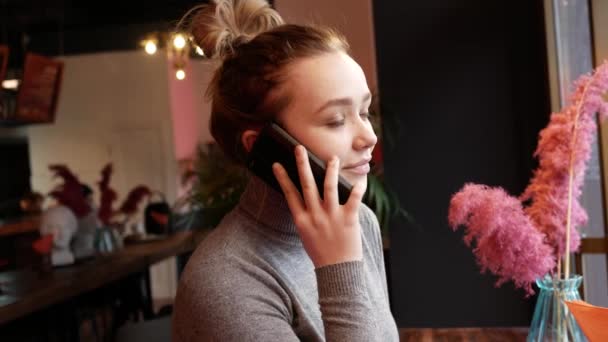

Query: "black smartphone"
<box><xmin>247</xmin><ymin>123</ymin><xmax>353</xmax><ymax>205</ymax></box>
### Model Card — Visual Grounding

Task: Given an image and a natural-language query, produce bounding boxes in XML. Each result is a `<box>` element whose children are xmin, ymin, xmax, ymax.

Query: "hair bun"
<box><xmin>185</xmin><ymin>0</ymin><xmax>284</xmax><ymax>58</ymax></box>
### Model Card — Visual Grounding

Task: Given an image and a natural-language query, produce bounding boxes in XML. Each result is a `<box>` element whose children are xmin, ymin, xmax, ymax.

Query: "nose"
<box><xmin>353</xmin><ymin>120</ymin><xmax>377</xmax><ymax>151</ymax></box>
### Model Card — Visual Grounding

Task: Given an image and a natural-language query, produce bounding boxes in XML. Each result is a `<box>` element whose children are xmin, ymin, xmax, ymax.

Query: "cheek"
<box><xmin>295</xmin><ymin>129</ymin><xmax>348</xmax><ymax>162</ymax></box>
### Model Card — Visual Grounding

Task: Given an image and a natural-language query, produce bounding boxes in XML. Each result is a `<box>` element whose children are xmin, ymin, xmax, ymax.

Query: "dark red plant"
<box><xmin>98</xmin><ymin>163</ymin><xmax>118</xmax><ymax>225</ymax></box>
<box><xmin>118</xmin><ymin>185</ymin><xmax>152</xmax><ymax>216</ymax></box>
<box><xmin>48</xmin><ymin>164</ymin><xmax>91</xmax><ymax>217</ymax></box>
<box><xmin>97</xmin><ymin>163</ymin><xmax>151</xmax><ymax>225</ymax></box>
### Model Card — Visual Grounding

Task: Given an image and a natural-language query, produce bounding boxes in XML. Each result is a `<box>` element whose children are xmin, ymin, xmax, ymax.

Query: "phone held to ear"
<box><xmin>247</xmin><ymin>123</ymin><xmax>353</xmax><ymax>205</ymax></box>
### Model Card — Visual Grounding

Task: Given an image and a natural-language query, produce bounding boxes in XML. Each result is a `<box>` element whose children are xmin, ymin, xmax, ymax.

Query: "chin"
<box><xmin>343</xmin><ymin>174</ymin><xmax>368</xmax><ymax>187</ymax></box>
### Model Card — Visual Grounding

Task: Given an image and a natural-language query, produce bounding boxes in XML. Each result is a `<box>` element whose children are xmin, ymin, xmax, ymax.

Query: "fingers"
<box><xmin>344</xmin><ymin>178</ymin><xmax>367</xmax><ymax>213</ymax></box>
<box><xmin>272</xmin><ymin>162</ymin><xmax>305</xmax><ymax>215</ymax></box>
<box><xmin>295</xmin><ymin>145</ymin><xmax>321</xmax><ymax>211</ymax></box>
<box><xmin>323</xmin><ymin>156</ymin><xmax>339</xmax><ymax>209</ymax></box>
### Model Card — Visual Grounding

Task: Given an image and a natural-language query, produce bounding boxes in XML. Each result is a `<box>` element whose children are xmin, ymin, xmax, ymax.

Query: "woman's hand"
<box><xmin>272</xmin><ymin>145</ymin><xmax>367</xmax><ymax>268</ymax></box>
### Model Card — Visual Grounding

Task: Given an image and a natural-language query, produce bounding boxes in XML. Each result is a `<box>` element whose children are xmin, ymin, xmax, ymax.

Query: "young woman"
<box><xmin>172</xmin><ymin>1</ymin><xmax>398</xmax><ymax>341</ymax></box>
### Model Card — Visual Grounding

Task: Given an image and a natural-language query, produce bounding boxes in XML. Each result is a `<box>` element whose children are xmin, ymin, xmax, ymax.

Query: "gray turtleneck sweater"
<box><xmin>172</xmin><ymin>176</ymin><xmax>398</xmax><ymax>341</ymax></box>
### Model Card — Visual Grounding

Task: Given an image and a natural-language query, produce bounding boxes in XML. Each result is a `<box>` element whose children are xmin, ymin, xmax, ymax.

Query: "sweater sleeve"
<box><xmin>315</xmin><ymin>261</ymin><xmax>381</xmax><ymax>341</ymax></box>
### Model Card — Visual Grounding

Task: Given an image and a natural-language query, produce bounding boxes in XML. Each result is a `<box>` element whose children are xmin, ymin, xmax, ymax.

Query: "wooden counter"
<box><xmin>0</xmin><ymin>229</ymin><xmax>210</xmax><ymax>325</ymax></box>
<box><xmin>0</xmin><ymin>216</ymin><xmax>40</xmax><ymax>238</ymax></box>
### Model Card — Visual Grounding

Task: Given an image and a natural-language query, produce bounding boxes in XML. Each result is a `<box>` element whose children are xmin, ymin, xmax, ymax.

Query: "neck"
<box><xmin>237</xmin><ymin>175</ymin><xmax>302</xmax><ymax>245</ymax></box>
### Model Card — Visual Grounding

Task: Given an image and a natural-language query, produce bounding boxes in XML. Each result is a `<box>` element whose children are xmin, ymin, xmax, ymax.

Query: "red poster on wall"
<box><xmin>0</xmin><ymin>45</ymin><xmax>8</xmax><ymax>81</ymax></box>
<box><xmin>15</xmin><ymin>53</ymin><xmax>64</xmax><ymax>123</ymax></box>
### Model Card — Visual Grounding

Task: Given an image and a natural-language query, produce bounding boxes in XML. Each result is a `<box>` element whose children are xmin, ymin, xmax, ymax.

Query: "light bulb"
<box><xmin>176</xmin><ymin>69</ymin><xmax>186</xmax><ymax>80</ymax></box>
<box><xmin>144</xmin><ymin>40</ymin><xmax>157</xmax><ymax>55</ymax></box>
<box><xmin>173</xmin><ymin>34</ymin><xmax>187</xmax><ymax>50</ymax></box>
<box><xmin>195</xmin><ymin>46</ymin><xmax>205</xmax><ymax>56</ymax></box>
<box><xmin>1</xmin><ymin>79</ymin><xmax>20</xmax><ymax>90</ymax></box>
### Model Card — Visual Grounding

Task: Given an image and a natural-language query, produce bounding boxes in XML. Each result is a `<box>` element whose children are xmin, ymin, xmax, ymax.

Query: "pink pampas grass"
<box><xmin>448</xmin><ymin>61</ymin><xmax>608</xmax><ymax>293</ymax></box>
<box><xmin>449</xmin><ymin>184</ymin><xmax>555</xmax><ymax>295</ymax></box>
<box><xmin>522</xmin><ymin>62</ymin><xmax>608</xmax><ymax>259</ymax></box>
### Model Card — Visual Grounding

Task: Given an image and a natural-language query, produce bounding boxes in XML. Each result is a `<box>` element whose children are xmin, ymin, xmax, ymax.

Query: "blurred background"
<box><xmin>0</xmin><ymin>0</ymin><xmax>607</xmax><ymax>341</ymax></box>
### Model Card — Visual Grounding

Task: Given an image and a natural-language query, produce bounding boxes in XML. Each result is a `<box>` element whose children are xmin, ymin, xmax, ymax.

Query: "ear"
<box><xmin>241</xmin><ymin>130</ymin><xmax>259</xmax><ymax>153</ymax></box>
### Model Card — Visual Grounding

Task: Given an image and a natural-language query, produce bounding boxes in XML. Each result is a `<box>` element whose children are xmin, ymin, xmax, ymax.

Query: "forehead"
<box><xmin>282</xmin><ymin>52</ymin><xmax>370</xmax><ymax>106</ymax></box>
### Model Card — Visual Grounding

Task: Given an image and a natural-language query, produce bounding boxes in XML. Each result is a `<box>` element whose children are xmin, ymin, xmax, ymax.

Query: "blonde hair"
<box><xmin>182</xmin><ymin>0</ymin><xmax>350</xmax><ymax>164</ymax></box>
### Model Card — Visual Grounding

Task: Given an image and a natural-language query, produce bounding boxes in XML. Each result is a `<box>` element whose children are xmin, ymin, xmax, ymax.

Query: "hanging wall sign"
<box><xmin>0</xmin><ymin>46</ymin><xmax>10</xmax><ymax>120</ymax></box>
<box><xmin>0</xmin><ymin>45</ymin><xmax>8</xmax><ymax>82</ymax></box>
<box><xmin>15</xmin><ymin>53</ymin><xmax>64</xmax><ymax>124</ymax></box>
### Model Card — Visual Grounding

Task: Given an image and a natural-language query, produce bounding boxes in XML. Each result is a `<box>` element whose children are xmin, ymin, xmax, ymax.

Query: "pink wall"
<box><xmin>275</xmin><ymin>0</ymin><xmax>378</xmax><ymax>90</ymax></box>
<box><xmin>167</xmin><ymin>60</ymin><xmax>200</xmax><ymax>161</ymax></box>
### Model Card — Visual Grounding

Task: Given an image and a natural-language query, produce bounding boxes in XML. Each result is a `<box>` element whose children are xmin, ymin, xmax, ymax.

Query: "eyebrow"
<box><xmin>315</xmin><ymin>92</ymin><xmax>372</xmax><ymax>113</ymax></box>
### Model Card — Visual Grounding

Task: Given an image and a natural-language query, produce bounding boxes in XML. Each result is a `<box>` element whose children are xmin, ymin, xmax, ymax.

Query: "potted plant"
<box><xmin>188</xmin><ymin>142</ymin><xmax>249</xmax><ymax>229</ymax></box>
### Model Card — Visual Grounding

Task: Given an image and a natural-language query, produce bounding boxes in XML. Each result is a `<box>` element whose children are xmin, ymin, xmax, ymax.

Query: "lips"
<box><xmin>343</xmin><ymin>158</ymin><xmax>372</xmax><ymax>175</ymax></box>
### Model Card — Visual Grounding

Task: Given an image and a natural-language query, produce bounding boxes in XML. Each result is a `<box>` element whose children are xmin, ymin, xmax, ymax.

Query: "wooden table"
<box><xmin>0</xmin><ymin>229</ymin><xmax>209</xmax><ymax>325</ymax></box>
<box><xmin>399</xmin><ymin>327</ymin><xmax>528</xmax><ymax>341</ymax></box>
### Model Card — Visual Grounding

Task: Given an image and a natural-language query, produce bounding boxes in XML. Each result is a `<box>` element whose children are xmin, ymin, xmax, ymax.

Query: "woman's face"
<box><xmin>275</xmin><ymin>52</ymin><xmax>377</xmax><ymax>186</ymax></box>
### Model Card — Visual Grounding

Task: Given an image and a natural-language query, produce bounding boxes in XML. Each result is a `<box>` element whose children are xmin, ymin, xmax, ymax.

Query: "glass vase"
<box><xmin>94</xmin><ymin>225</ymin><xmax>123</xmax><ymax>254</ymax></box>
<box><xmin>527</xmin><ymin>274</ymin><xmax>588</xmax><ymax>341</ymax></box>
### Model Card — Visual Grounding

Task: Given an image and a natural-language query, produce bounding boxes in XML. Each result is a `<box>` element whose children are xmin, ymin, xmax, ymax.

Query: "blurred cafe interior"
<box><xmin>1</xmin><ymin>0</ymin><xmax>608</xmax><ymax>341</ymax></box>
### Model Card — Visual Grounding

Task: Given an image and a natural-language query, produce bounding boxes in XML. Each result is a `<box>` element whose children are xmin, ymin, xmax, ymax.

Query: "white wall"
<box><xmin>27</xmin><ymin>50</ymin><xmax>181</xmax><ymax>301</ymax></box>
<box><xmin>275</xmin><ymin>0</ymin><xmax>378</xmax><ymax>90</ymax></box>
<box><xmin>28</xmin><ymin>50</ymin><xmax>177</xmax><ymax>203</ymax></box>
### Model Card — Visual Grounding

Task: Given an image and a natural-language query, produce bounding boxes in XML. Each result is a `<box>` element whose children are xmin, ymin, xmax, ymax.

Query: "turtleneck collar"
<box><xmin>237</xmin><ymin>175</ymin><xmax>302</xmax><ymax>245</ymax></box>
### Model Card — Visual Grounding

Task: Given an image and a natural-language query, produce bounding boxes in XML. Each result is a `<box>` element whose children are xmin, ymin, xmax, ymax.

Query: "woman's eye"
<box><xmin>327</xmin><ymin>120</ymin><xmax>345</xmax><ymax>127</ymax></box>
<box><xmin>360</xmin><ymin>112</ymin><xmax>371</xmax><ymax>120</ymax></box>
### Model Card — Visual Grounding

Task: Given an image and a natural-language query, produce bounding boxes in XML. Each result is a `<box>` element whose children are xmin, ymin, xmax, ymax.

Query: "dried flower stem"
<box><xmin>564</xmin><ymin>80</ymin><xmax>592</xmax><ymax>280</ymax></box>
<box><xmin>564</xmin><ymin>143</ymin><xmax>575</xmax><ymax>279</ymax></box>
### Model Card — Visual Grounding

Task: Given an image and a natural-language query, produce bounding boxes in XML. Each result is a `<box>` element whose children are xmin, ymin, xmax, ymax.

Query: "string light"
<box><xmin>140</xmin><ymin>32</ymin><xmax>204</xmax><ymax>80</ymax></box>
<box><xmin>144</xmin><ymin>40</ymin><xmax>157</xmax><ymax>55</ymax></box>
<box><xmin>173</xmin><ymin>34</ymin><xmax>187</xmax><ymax>50</ymax></box>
